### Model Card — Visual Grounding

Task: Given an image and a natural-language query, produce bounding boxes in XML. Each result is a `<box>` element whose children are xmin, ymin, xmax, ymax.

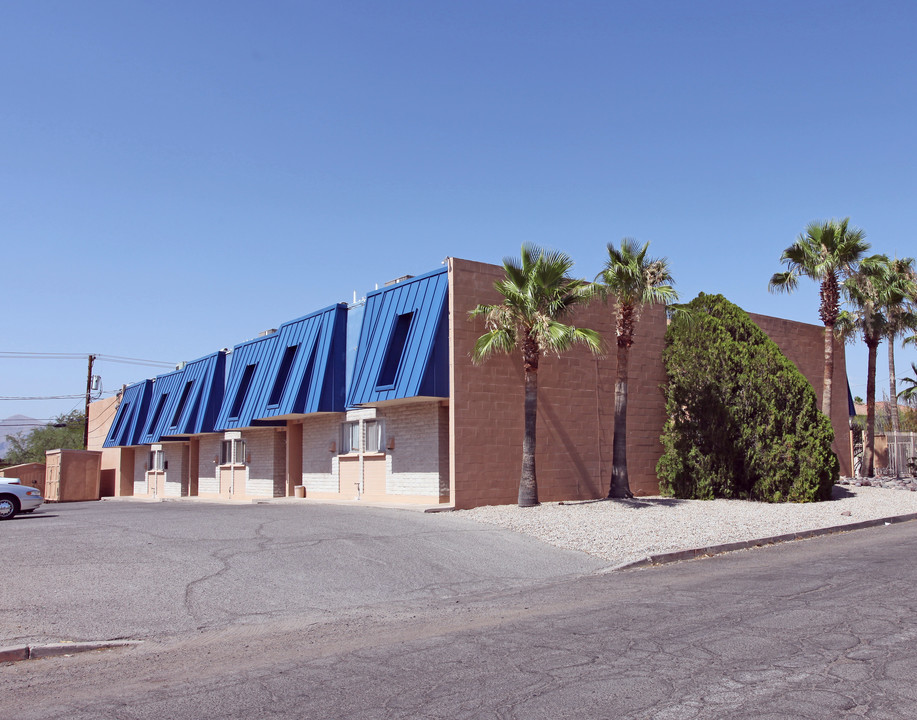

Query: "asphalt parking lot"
<box><xmin>1</xmin><ymin>499</ymin><xmax>606</xmax><ymax>646</ymax></box>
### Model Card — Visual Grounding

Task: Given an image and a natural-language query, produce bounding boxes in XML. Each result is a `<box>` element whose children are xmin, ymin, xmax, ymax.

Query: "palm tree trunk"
<box><xmin>822</xmin><ymin>323</ymin><xmax>834</xmax><ymax>417</ymax></box>
<box><xmin>889</xmin><ymin>340</ymin><xmax>900</xmax><ymax>434</ymax></box>
<box><xmin>608</xmin><ymin>342</ymin><xmax>633</xmax><ymax>499</ymax></box>
<box><xmin>864</xmin><ymin>339</ymin><xmax>878</xmax><ymax>477</ymax></box>
<box><xmin>519</xmin><ymin>365</ymin><xmax>539</xmax><ymax>507</ymax></box>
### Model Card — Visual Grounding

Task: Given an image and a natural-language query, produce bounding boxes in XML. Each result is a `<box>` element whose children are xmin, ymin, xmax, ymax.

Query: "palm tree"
<box><xmin>769</xmin><ymin>218</ymin><xmax>869</xmax><ymax>416</ymax></box>
<box><xmin>898</xmin><ymin>362</ymin><xmax>917</xmax><ymax>405</ymax></box>
<box><xmin>837</xmin><ymin>254</ymin><xmax>892</xmax><ymax>477</ymax></box>
<box><xmin>469</xmin><ymin>245</ymin><xmax>603</xmax><ymax>507</ymax></box>
<box><xmin>595</xmin><ymin>239</ymin><xmax>677</xmax><ymax>499</ymax></box>
<box><xmin>879</xmin><ymin>257</ymin><xmax>917</xmax><ymax>432</ymax></box>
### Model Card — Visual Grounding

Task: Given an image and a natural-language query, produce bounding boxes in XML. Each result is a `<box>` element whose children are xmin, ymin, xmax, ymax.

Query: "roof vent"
<box><xmin>257</xmin><ymin>328</ymin><xmax>278</xmax><ymax>338</ymax></box>
<box><xmin>384</xmin><ymin>274</ymin><xmax>414</xmax><ymax>287</ymax></box>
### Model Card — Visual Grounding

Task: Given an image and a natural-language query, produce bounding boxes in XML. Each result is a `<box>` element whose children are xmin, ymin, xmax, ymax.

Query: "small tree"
<box><xmin>4</xmin><ymin>410</ymin><xmax>85</xmax><ymax>465</ymax></box>
<box><xmin>657</xmin><ymin>293</ymin><xmax>838</xmax><ymax>502</ymax></box>
<box><xmin>595</xmin><ymin>238</ymin><xmax>677</xmax><ymax>499</ymax></box>
<box><xmin>900</xmin><ymin>362</ymin><xmax>917</xmax><ymax>406</ymax></box>
<box><xmin>470</xmin><ymin>245</ymin><xmax>602</xmax><ymax>507</ymax></box>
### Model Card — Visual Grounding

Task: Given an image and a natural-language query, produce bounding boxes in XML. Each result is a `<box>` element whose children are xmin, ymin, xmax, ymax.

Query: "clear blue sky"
<box><xmin>2</xmin><ymin>0</ymin><xmax>915</xmax><ymax>425</ymax></box>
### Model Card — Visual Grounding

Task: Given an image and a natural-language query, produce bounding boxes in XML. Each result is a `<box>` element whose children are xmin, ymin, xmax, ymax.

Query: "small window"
<box><xmin>111</xmin><ymin>402</ymin><xmax>131</xmax><ymax>444</ymax></box>
<box><xmin>341</xmin><ymin>422</ymin><xmax>360</xmax><ymax>454</ymax></box>
<box><xmin>364</xmin><ymin>420</ymin><xmax>384</xmax><ymax>453</ymax></box>
<box><xmin>268</xmin><ymin>345</ymin><xmax>298</xmax><ymax>407</ymax></box>
<box><xmin>146</xmin><ymin>393</ymin><xmax>169</xmax><ymax>435</ymax></box>
<box><xmin>229</xmin><ymin>364</ymin><xmax>257</xmax><ymax>419</ymax></box>
<box><xmin>170</xmin><ymin>381</ymin><xmax>194</xmax><ymax>428</ymax></box>
<box><xmin>220</xmin><ymin>438</ymin><xmax>247</xmax><ymax>465</ymax></box>
<box><xmin>293</xmin><ymin>341</ymin><xmax>320</xmax><ymax>410</ymax></box>
<box><xmin>376</xmin><ymin>312</ymin><xmax>414</xmax><ymax>388</ymax></box>
<box><xmin>148</xmin><ymin>449</ymin><xmax>165</xmax><ymax>471</ymax></box>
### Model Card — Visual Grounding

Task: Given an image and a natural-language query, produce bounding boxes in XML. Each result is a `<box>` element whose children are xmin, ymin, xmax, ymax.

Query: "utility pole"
<box><xmin>83</xmin><ymin>354</ymin><xmax>96</xmax><ymax>449</ymax></box>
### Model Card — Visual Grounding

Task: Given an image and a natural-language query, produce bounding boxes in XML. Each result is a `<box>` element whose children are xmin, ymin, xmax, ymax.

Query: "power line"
<box><xmin>0</xmin><ymin>395</ymin><xmax>87</xmax><ymax>401</ymax></box>
<box><xmin>0</xmin><ymin>352</ymin><xmax>176</xmax><ymax>368</ymax></box>
<box><xmin>96</xmin><ymin>354</ymin><xmax>176</xmax><ymax>368</ymax></box>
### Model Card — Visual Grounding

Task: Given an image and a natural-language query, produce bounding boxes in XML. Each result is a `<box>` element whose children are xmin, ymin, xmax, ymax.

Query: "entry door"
<box><xmin>148</xmin><ymin>471</ymin><xmax>164</xmax><ymax>498</ymax></box>
<box><xmin>219</xmin><ymin>467</ymin><xmax>233</xmax><ymax>498</ymax></box>
<box><xmin>339</xmin><ymin>457</ymin><xmax>360</xmax><ymax>498</ymax></box>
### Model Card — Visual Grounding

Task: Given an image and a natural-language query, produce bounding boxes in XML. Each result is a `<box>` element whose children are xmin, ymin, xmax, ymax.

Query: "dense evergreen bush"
<box><xmin>657</xmin><ymin>293</ymin><xmax>838</xmax><ymax>502</ymax></box>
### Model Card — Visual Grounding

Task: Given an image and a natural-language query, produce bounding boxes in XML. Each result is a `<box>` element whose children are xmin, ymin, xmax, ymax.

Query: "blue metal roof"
<box><xmin>252</xmin><ymin>304</ymin><xmax>348</xmax><ymax>420</ymax></box>
<box><xmin>214</xmin><ymin>330</ymin><xmax>280</xmax><ymax>430</ymax></box>
<box><xmin>158</xmin><ymin>351</ymin><xmax>227</xmax><ymax>439</ymax></box>
<box><xmin>347</xmin><ymin>267</ymin><xmax>449</xmax><ymax>407</ymax></box>
<box><xmin>138</xmin><ymin>368</ymin><xmax>187</xmax><ymax>445</ymax></box>
<box><xmin>103</xmin><ymin>379</ymin><xmax>154</xmax><ymax>448</ymax></box>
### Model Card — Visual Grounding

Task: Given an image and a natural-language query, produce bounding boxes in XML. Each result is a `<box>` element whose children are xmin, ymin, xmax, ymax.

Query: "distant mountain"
<box><xmin>0</xmin><ymin>415</ymin><xmax>42</xmax><ymax>459</ymax></box>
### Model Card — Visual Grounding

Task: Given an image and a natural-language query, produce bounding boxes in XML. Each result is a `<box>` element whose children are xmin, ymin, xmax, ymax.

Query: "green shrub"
<box><xmin>657</xmin><ymin>293</ymin><xmax>838</xmax><ymax>502</ymax></box>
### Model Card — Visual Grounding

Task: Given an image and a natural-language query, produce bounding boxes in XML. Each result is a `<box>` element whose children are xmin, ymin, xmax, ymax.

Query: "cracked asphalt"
<box><xmin>1</xmin><ymin>500</ymin><xmax>606</xmax><ymax>645</ymax></box>
<box><xmin>4</xmin><ymin>500</ymin><xmax>917</xmax><ymax>718</ymax></box>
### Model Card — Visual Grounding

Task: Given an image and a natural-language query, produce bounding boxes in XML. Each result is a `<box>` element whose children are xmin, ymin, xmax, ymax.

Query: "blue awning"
<box><xmin>347</xmin><ymin>268</ymin><xmax>449</xmax><ymax>407</ymax></box>
<box><xmin>251</xmin><ymin>303</ymin><xmax>347</xmax><ymax>420</ymax></box>
<box><xmin>103</xmin><ymin>379</ymin><xmax>153</xmax><ymax>448</ymax></box>
<box><xmin>214</xmin><ymin>331</ymin><xmax>280</xmax><ymax>431</ymax></box>
<box><xmin>158</xmin><ymin>351</ymin><xmax>227</xmax><ymax>440</ymax></box>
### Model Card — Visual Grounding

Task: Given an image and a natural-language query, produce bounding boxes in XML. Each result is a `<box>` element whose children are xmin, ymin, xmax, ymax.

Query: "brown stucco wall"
<box><xmin>748</xmin><ymin>313</ymin><xmax>853</xmax><ymax>477</ymax></box>
<box><xmin>45</xmin><ymin>449</ymin><xmax>101</xmax><ymax>502</ymax></box>
<box><xmin>88</xmin><ymin>395</ymin><xmax>119</xmax><ymax>451</ymax></box>
<box><xmin>448</xmin><ymin>257</ymin><xmax>669</xmax><ymax>508</ymax></box>
<box><xmin>0</xmin><ymin>463</ymin><xmax>46</xmax><ymax>494</ymax></box>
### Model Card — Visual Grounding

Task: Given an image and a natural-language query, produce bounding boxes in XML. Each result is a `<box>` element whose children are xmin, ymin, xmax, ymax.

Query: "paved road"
<box><xmin>4</xmin><ymin>501</ymin><xmax>917</xmax><ymax>718</ymax></box>
<box><xmin>1</xmin><ymin>500</ymin><xmax>606</xmax><ymax>645</ymax></box>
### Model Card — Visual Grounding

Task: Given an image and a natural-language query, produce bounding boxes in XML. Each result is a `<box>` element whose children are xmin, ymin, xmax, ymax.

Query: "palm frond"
<box><xmin>469</xmin><ymin>244</ymin><xmax>602</xmax><ymax>363</ymax></box>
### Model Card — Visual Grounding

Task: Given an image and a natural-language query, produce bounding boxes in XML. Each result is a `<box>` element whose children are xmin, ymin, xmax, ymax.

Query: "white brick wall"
<box><xmin>133</xmin><ymin>448</ymin><xmax>148</xmax><ymax>495</ymax></box>
<box><xmin>197</xmin><ymin>436</ymin><xmax>221</xmax><ymax>494</ymax></box>
<box><xmin>301</xmin><ymin>415</ymin><xmax>343</xmax><ymax>494</ymax></box>
<box><xmin>379</xmin><ymin>403</ymin><xmax>448</xmax><ymax>497</ymax></box>
<box><xmin>385</xmin><ymin>453</ymin><xmax>440</xmax><ymax>495</ymax></box>
<box><xmin>163</xmin><ymin>443</ymin><xmax>187</xmax><ymax>497</ymax></box>
<box><xmin>199</xmin><ymin>474</ymin><xmax>219</xmax><ymax>494</ymax></box>
<box><xmin>243</xmin><ymin>428</ymin><xmax>285</xmax><ymax>497</ymax></box>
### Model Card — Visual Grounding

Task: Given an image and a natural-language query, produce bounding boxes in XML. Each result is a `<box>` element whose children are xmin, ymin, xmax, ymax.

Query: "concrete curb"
<box><xmin>0</xmin><ymin>640</ymin><xmax>142</xmax><ymax>664</ymax></box>
<box><xmin>603</xmin><ymin>512</ymin><xmax>917</xmax><ymax>572</ymax></box>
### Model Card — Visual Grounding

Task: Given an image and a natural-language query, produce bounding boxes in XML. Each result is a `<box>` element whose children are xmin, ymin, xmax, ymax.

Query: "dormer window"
<box><xmin>376</xmin><ymin>312</ymin><xmax>413</xmax><ymax>389</ymax></box>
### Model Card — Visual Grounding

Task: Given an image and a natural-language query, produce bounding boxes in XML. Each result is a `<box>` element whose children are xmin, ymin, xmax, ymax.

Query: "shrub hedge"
<box><xmin>657</xmin><ymin>293</ymin><xmax>838</xmax><ymax>502</ymax></box>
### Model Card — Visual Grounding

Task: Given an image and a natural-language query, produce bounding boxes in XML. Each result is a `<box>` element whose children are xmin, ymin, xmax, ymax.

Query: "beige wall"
<box><xmin>89</xmin><ymin>396</ymin><xmax>130</xmax><ymax>496</ymax></box>
<box><xmin>749</xmin><ymin>313</ymin><xmax>853</xmax><ymax>478</ymax></box>
<box><xmin>448</xmin><ymin>257</ymin><xmax>670</xmax><ymax>508</ymax></box>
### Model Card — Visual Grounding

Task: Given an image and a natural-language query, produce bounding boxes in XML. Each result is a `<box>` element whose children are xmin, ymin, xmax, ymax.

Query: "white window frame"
<box><xmin>220</xmin><ymin>438</ymin><xmax>247</xmax><ymax>466</ymax></box>
<box><xmin>148</xmin><ymin>449</ymin><xmax>165</xmax><ymax>472</ymax></box>
<box><xmin>341</xmin><ymin>421</ymin><xmax>361</xmax><ymax>455</ymax></box>
<box><xmin>364</xmin><ymin>419</ymin><xmax>384</xmax><ymax>454</ymax></box>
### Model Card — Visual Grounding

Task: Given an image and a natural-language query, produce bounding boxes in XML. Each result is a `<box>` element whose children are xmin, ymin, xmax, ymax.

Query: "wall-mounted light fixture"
<box><xmin>329</xmin><ymin>441</ymin><xmax>336</xmax><ymax>453</ymax></box>
<box><xmin>387</xmin><ymin>437</ymin><xmax>395</xmax><ymax>451</ymax></box>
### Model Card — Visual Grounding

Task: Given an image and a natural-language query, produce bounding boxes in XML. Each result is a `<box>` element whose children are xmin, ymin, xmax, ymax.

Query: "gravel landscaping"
<box><xmin>451</xmin><ymin>482</ymin><xmax>917</xmax><ymax>567</ymax></box>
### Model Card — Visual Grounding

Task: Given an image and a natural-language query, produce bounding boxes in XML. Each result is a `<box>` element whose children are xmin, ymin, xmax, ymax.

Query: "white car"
<box><xmin>0</xmin><ymin>479</ymin><xmax>44</xmax><ymax>520</ymax></box>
